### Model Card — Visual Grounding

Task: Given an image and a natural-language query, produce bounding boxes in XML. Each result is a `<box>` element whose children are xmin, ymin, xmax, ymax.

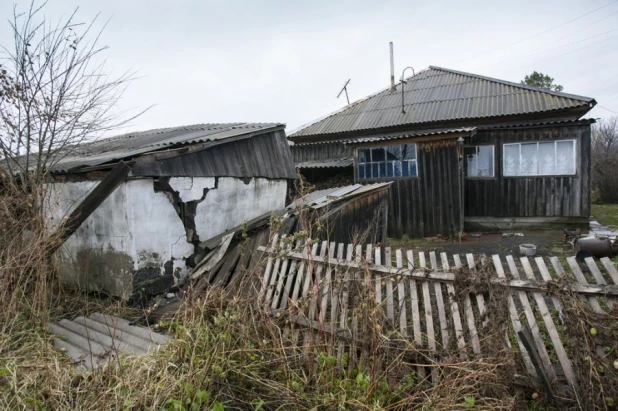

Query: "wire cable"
<box><xmin>453</xmin><ymin>0</ymin><xmax>618</xmax><ymax>65</ymax></box>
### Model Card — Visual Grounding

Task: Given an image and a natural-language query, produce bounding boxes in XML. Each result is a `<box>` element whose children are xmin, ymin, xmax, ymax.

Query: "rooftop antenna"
<box><xmin>400</xmin><ymin>66</ymin><xmax>415</xmax><ymax>114</ymax></box>
<box><xmin>390</xmin><ymin>42</ymin><xmax>395</xmax><ymax>91</ymax></box>
<box><xmin>337</xmin><ymin>79</ymin><xmax>351</xmax><ymax>105</ymax></box>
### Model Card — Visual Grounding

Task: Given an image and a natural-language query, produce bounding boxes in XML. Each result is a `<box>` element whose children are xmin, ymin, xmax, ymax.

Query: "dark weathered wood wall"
<box><xmin>464</xmin><ymin>124</ymin><xmax>591</xmax><ymax>218</ymax></box>
<box><xmin>354</xmin><ymin>139</ymin><xmax>463</xmax><ymax>239</ymax></box>
<box><xmin>291</xmin><ymin>142</ymin><xmax>352</xmax><ymax>162</ymax></box>
<box><xmin>318</xmin><ymin>188</ymin><xmax>389</xmax><ymax>245</ymax></box>
<box><xmin>130</xmin><ymin>130</ymin><xmax>296</xmax><ymax>179</ymax></box>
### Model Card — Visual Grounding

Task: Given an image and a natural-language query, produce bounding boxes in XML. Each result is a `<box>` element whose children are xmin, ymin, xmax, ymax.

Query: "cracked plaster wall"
<box><xmin>45</xmin><ymin>176</ymin><xmax>287</xmax><ymax>298</ymax></box>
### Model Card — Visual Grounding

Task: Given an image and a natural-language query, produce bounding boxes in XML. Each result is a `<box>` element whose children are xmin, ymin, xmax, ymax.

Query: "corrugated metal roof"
<box><xmin>345</xmin><ymin>127</ymin><xmax>474</xmax><ymax>145</ymax></box>
<box><xmin>48</xmin><ymin>123</ymin><xmax>284</xmax><ymax>172</ymax></box>
<box><xmin>295</xmin><ymin>157</ymin><xmax>353</xmax><ymax>168</ymax></box>
<box><xmin>290</xmin><ymin>66</ymin><xmax>595</xmax><ymax>139</ymax></box>
<box><xmin>289</xmin><ymin>182</ymin><xmax>391</xmax><ymax>210</ymax></box>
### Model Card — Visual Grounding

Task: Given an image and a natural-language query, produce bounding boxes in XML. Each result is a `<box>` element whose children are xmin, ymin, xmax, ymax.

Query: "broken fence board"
<box><xmin>430</xmin><ymin>251</ymin><xmax>449</xmax><ymax>349</ymax></box>
<box><xmin>521</xmin><ymin>257</ymin><xmax>575</xmax><ymax>386</ymax></box>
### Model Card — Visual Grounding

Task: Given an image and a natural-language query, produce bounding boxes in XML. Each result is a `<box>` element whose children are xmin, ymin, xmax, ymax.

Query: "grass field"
<box><xmin>591</xmin><ymin>203</ymin><xmax>618</xmax><ymax>228</ymax></box>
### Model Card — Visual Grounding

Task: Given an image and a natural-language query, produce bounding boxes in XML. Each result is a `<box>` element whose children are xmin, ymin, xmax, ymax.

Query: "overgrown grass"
<box><xmin>591</xmin><ymin>203</ymin><xmax>618</xmax><ymax>228</ymax></box>
<box><xmin>3</xmin><ymin>182</ymin><xmax>618</xmax><ymax>409</ymax></box>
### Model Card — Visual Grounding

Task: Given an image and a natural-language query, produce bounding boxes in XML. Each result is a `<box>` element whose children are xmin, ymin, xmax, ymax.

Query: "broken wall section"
<box><xmin>46</xmin><ymin>176</ymin><xmax>287</xmax><ymax>299</ymax></box>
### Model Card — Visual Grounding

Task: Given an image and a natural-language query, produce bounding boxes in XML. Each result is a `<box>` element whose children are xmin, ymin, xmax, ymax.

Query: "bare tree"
<box><xmin>0</xmin><ymin>1</ymin><xmax>142</xmax><ymax>201</ymax></box>
<box><xmin>591</xmin><ymin>116</ymin><xmax>618</xmax><ymax>203</ymax></box>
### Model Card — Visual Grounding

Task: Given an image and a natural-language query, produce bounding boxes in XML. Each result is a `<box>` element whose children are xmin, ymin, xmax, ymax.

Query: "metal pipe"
<box><xmin>400</xmin><ymin>66</ymin><xmax>415</xmax><ymax>114</ymax></box>
<box><xmin>389</xmin><ymin>42</ymin><xmax>395</xmax><ymax>91</ymax></box>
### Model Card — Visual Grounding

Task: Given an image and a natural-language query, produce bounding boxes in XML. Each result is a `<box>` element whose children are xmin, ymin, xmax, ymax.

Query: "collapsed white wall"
<box><xmin>46</xmin><ymin>176</ymin><xmax>287</xmax><ymax>298</ymax></box>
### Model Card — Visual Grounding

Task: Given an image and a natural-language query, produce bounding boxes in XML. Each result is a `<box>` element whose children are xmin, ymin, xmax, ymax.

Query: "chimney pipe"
<box><xmin>389</xmin><ymin>42</ymin><xmax>395</xmax><ymax>91</ymax></box>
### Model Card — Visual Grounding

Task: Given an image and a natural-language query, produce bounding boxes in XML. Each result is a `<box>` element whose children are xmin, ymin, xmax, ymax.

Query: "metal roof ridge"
<box><xmin>428</xmin><ymin>66</ymin><xmax>596</xmax><ymax>103</ymax></box>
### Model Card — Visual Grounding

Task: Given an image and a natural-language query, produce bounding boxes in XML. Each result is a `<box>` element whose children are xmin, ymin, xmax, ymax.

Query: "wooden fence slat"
<box><xmin>272</xmin><ymin>238</ymin><xmax>293</xmax><ymax>310</ymax></box>
<box><xmin>441</xmin><ymin>252</ymin><xmax>466</xmax><ymax>353</ymax></box>
<box><xmin>506</xmin><ymin>255</ymin><xmax>556</xmax><ymax>383</ymax></box>
<box><xmin>534</xmin><ymin>257</ymin><xmax>564</xmax><ymax>313</ymax></box>
<box><xmin>419</xmin><ymin>252</ymin><xmax>436</xmax><ymax>351</ymax></box>
<box><xmin>281</xmin><ymin>240</ymin><xmax>300</xmax><ymax>309</ymax></box>
<box><xmin>407</xmin><ymin>250</ymin><xmax>422</xmax><ymax>347</ymax></box>
<box><xmin>600</xmin><ymin>257</ymin><xmax>618</xmax><ymax>284</ymax></box>
<box><xmin>290</xmin><ymin>242</ymin><xmax>307</xmax><ymax>303</ymax></box>
<box><xmin>466</xmin><ymin>253</ymin><xmax>488</xmax><ymax>328</ymax></box>
<box><xmin>492</xmin><ymin>254</ymin><xmax>537</xmax><ymax>378</ymax></box>
<box><xmin>330</xmin><ymin>244</ymin><xmax>345</xmax><ymax>326</ymax></box>
<box><xmin>319</xmin><ymin>242</ymin><xmax>337</xmax><ymax>322</ymax></box>
<box><xmin>374</xmin><ymin>247</ymin><xmax>383</xmax><ymax>305</ymax></box>
<box><xmin>260</xmin><ymin>234</ymin><xmax>278</xmax><ymax>301</ymax></box>
<box><xmin>454</xmin><ymin>254</ymin><xmax>481</xmax><ymax>355</ymax></box>
<box><xmin>396</xmin><ymin>249</ymin><xmax>408</xmax><ymax>337</ymax></box>
<box><xmin>308</xmin><ymin>241</ymin><xmax>328</xmax><ymax>322</ymax></box>
<box><xmin>430</xmin><ymin>251</ymin><xmax>450</xmax><ymax>349</ymax></box>
<box><xmin>385</xmin><ymin>247</ymin><xmax>395</xmax><ymax>323</ymax></box>
<box><xmin>304</xmin><ymin>241</ymin><xmax>328</xmax><ymax>350</ymax></box>
<box><xmin>585</xmin><ymin>257</ymin><xmax>617</xmax><ymax>309</ymax></box>
<box><xmin>294</xmin><ymin>242</ymin><xmax>316</xmax><ymax>303</ymax></box>
<box><xmin>336</xmin><ymin>244</ymin><xmax>354</xmax><ymax>366</ymax></box>
<box><xmin>566</xmin><ymin>257</ymin><xmax>604</xmax><ymax>314</ymax></box>
<box><xmin>521</xmin><ymin>257</ymin><xmax>575</xmax><ymax>386</ymax></box>
<box><xmin>265</xmin><ymin>236</ymin><xmax>286</xmax><ymax>308</ymax></box>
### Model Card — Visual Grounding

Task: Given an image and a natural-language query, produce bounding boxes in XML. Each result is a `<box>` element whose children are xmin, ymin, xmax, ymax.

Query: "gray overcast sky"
<box><xmin>2</xmin><ymin>0</ymin><xmax>618</xmax><ymax>135</ymax></box>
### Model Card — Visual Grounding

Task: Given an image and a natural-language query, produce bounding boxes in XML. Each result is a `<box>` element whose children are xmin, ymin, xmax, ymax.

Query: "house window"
<box><xmin>464</xmin><ymin>145</ymin><xmax>494</xmax><ymax>177</ymax></box>
<box><xmin>503</xmin><ymin>140</ymin><xmax>576</xmax><ymax>176</ymax></box>
<box><xmin>357</xmin><ymin>144</ymin><xmax>417</xmax><ymax>179</ymax></box>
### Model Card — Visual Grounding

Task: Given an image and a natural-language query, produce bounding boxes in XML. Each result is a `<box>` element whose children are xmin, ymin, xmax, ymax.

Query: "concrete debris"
<box><xmin>48</xmin><ymin>313</ymin><xmax>171</xmax><ymax>369</ymax></box>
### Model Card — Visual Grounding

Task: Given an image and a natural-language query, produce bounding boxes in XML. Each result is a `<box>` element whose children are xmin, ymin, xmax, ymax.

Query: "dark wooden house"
<box><xmin>289</xmin><ymin>67</ymin><xmax>596</xmax><ymax>238</ymax></box>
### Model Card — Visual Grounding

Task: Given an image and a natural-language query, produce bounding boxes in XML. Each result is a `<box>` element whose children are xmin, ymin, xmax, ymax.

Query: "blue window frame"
<box><xmin>357</xmin><ymin>143</ymin><xmax>418</xmax><ymax>179</ymax></box>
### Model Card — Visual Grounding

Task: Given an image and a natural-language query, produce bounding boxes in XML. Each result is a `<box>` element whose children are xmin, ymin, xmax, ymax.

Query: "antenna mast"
<box><xmin>337</xmin><ymin>79</ymin><xmax>351</xmax><ymax>105</ymax></box>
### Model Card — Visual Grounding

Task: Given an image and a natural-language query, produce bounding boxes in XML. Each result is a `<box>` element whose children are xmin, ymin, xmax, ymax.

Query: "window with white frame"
<box><xmin>464</xmin><ymin>145</ymin><xmax>494</xmax><ymax>177</ymax></box>
<box><xmin>357</xmin><ymin>144</ymin><xmax>417</xmax><ymax>179</ymax></box>
<box><xmin>503</xmin><ymin>140</ymin><xmax>576</xmax><ymax>177</ymax></box>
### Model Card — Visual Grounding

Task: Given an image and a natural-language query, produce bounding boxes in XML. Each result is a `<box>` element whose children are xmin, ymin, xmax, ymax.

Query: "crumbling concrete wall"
<box><xmin>46</xmin><ymin>176</ymin><xmax>287</xmax><ymax>299</ymax></box>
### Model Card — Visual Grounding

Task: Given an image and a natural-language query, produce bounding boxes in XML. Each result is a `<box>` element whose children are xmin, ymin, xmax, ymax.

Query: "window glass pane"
<box><xmin>556</xmin><ymin>141</ymin><xmax>575</xmax><ymax>174</ymax></box>
<box><xmin>358</xmin><ymin>165</ymin><xmax>365</xmax><ymax>179</ymax></box>
<box><xmin>538</xmin><ymin>142</ymin><xmax>556</xmax><ymax>175</ymax></box>
<box><xmin>372</xmin><ymin>148</ymin><xmax>385</xmax><ymax>162</ymax></box>
<box><xmin>464</xmin><ymin>147</ymin><xmax>478</xmax><ymax>176</ymax></box>
<box><xmin>403</xmin><ymin>144</ymin><xmax>416</xmax><ymax>160</ymax></box>
<box><xmin>386</xmin><ymin>145</ymin><xmax>402</xmax><ymax>161</ymax></box>
<box><xmin>371</xmin><ymin>163</ymin><xmax>379</xmax><ymax>178</ymax></box>
<box><xmin>379</xmin><ymin>163</ymin><xmax>386</xmax><ymax>177</ymax></box>
<box><xmin>504</xmin><ymin>144</ymin><xmax>519</xmax><ymax>176</ymax></box>
<box><xmin>477</xmin><ymin>146</ymin><xmax>494</xmax><ymax>177</ymax></box>
<box><xmin>394</xmin><ymin>161</ymin><xmax>402</xmax><ymax>177</ymax></box>
<box><xmin>386</xmin><ymin>162</ymin><xmax>394</xmax><ymax>177</ymax></box>
<box><xmin>520</xmin><ymin>143</ymin><xmax>538</xmax><ymax>175</ymax></box>
<box><xmin>359</xmin><ymin>149</ymin><xmax>369</xmax><ymax>163</ymax></box>
<box><xmin>402</xmin><ymin>161</ymin><xmax>410</xmax><ymax>177</ymax></box>
<box><xmin>409</xmin><ymin>160</ymin><xmax>418</xmax><ymax>177</ymax></box>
